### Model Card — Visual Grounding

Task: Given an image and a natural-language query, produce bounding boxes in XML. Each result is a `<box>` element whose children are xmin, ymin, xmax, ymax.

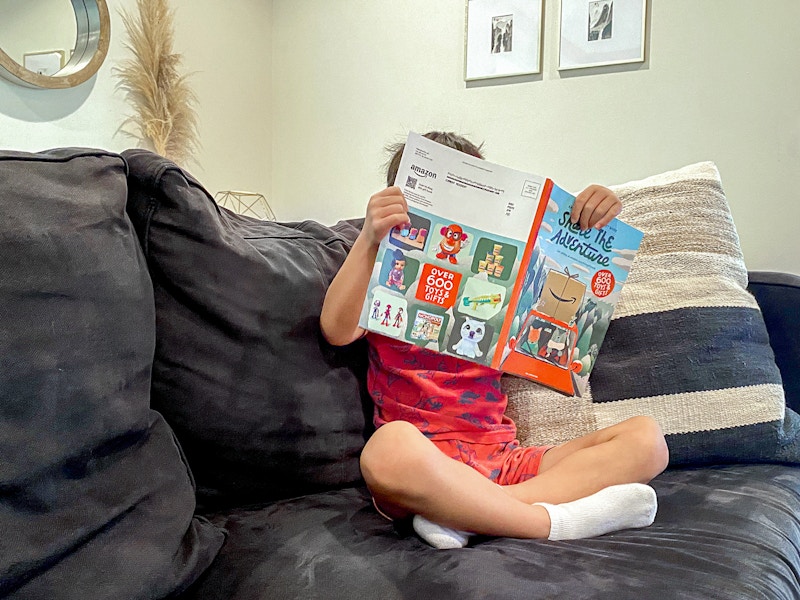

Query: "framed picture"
<box><xmin>558</xmin><ymin>0</ymin><xmax>647</xmax><ymax>70</ymax></box>
<box><xmin>465</xmin><ymin>0</ymin><xmax>543</xmax><ymax>81</ymax></box>
<box><xmin>23</xmin><ymin>50</ymin><xmax>66</xmax><ymax>76</ymax></box>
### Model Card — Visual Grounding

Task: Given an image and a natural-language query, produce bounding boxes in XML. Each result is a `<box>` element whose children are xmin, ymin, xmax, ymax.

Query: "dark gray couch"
<box><xmin>2</xmin><ymin>148</ymin><xmax>799</xmax><ymax>599</ymax></box>
<box><xmin>183</xmin><ymin>275</ymin><xmax>800</xmax><ymax>600</ymax></box>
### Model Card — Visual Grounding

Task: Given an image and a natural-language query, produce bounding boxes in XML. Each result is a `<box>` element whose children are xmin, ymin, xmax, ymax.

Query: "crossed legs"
<box><xmin>360</xmin><ymin>416</ymin><xmax>669</xmax><ymax>541</ymax></box>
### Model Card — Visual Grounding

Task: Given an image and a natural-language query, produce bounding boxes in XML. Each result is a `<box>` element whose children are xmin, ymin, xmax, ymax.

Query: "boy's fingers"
<box><xmin>572</xmin><ymin>186</ymin><xmax>602</xmax><ymax>226</ymax></box>
<box><xmin>371</xmin><ymin>189</ymin><xmax>408</xmax><ymax>213</ymax></box>
<box><xmin>571</xmin><ymin>189</ymin><xmax>590</xmax><ymax>224</ymax></box>
<box><xmin>573</xmin><ymin>186</ymin><xmax>621</xmax><ymax>230</ymax></box>
<box><xmin>591</xmin><ymin>198</ymin><xmax>622</xmax><ymax>229</ymax></box>
<box><xmin>382</xmin><ymin>185</ymin><xmax>403</xmax><ymax>195</ymax></box>
<box><xmin>578</xmin><ymin>190</ymin><xmax>604</xmax><ymax>230</ymax></box>
<box><xmin>372</xmin><ymin>202</ymin><xmax>408</xmax><ymax>222</ymax></box>
<box><xmin>378</xmin><ymin>185</ymin><xmax>406</xmax><ymax>201</ymax></box>
<box><xmin>372</xmin><ymin>207</ymin><xmax>409</xmax><ymax>235</ymax></box>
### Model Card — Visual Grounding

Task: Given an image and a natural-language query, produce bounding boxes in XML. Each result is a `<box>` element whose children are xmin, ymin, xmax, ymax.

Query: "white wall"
<box><xmin>171</xmin><ymin>0</ymin><xmax>272</xmax><ymax>198</ymax></box>
<box><xmin>1</xmin><ymin>1</ymin><xmax>797</xmax><ymax>274</ymax></box>
<box><xmin>271</xmin><ymin>0</ymin><xmax>800</xmax><ymax>275</ymax></box>
<box><xmin>0</xmin><ymin>0</ymin><xmax>272</xmax><ymax>200</ymax></box>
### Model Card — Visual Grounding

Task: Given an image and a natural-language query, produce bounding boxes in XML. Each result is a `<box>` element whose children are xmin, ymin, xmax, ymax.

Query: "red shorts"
<box><xmin>433</xmin><ymin>439</ymin><xmax>553</xmax><ymax>485</ymax></box>
<box><xmin>372</xmin><ymin>439</ymin><xmax>553</xmax><ymax>521</ymax></box>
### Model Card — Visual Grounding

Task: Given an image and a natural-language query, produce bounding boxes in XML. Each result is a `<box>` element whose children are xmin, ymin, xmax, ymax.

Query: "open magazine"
<box><xmin>358</xmin><ymin>132</ymin><xmax>644</xmax><ymax>396</ymax></box>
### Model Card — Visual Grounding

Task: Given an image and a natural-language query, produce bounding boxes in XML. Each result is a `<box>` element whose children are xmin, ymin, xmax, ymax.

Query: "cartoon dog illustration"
<box><xmin>436</xmin><ymin>224</ymin><xmax>468</xmax><ymax>264</ymax></box>
<box><xmin>452</xmin><ymin>317</ymin><xmax>485</xmax><ymax>359</ymax></box>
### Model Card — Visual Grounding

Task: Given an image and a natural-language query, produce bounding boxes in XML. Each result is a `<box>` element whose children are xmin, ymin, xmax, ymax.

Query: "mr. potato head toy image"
<box><xmin>435</xmin><ymin>224</ymin><xmax>468</xmax><ymax>264</ymax></box>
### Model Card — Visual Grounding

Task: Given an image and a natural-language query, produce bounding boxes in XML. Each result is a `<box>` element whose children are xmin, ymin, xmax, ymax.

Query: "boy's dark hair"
<box><xmin>384</xmin><ymin>131</ymin><xmax>484</xmax><ymax>186</ymax></box>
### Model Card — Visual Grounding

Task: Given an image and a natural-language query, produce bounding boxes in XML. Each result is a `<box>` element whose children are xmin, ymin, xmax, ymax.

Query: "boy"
<box><xmin>321</xmin><ymin>132</ymin><xmax>668</xmax><ymax>549</ymax></box>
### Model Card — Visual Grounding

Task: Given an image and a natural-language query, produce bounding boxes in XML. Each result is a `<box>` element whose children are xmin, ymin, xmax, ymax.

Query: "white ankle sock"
<box><xmin>412</xmin><ymin>514</ymin><xmax>472</xmax><ymax>549</ymax></box>
<box><xmin>534</xmin><ymin>483</ymin><xmax>657</xmax><ymax>541</ymax></box>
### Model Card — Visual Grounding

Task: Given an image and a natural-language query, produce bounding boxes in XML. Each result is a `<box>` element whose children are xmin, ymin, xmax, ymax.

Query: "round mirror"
<box><xmin>0</xmin><ymin>0</ymin><xmax>110</xmax><ymax>89</ymax></box>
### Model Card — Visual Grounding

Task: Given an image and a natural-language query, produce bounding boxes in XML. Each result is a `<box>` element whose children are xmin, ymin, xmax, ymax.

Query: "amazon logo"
<box><xmin>411</xmin><ymin>164</ymin><xmax>437</xmax><ymax>179</ymax></box>
<box><xmin>549</xmin><ymin>290</ymin><xmax>577</xmax><ymax>304</ymax></box>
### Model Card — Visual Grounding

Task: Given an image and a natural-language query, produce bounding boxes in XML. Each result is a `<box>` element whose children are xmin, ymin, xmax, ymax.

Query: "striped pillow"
<box><xmin>505</xmin><ymin>162</ymin><xmax>800</xmax><ymax>465</ymax></box>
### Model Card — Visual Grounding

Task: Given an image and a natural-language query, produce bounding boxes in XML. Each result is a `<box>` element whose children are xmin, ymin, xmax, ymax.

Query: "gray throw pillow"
<box><xmin>123</xmin><ymin>149</ymin><xmax>369</xmax><ymax>511</ymax></box>
<box><xmin>0</xmin><ymin>149</ymin><xmax>223</xmax><ymax>599</ymax></box>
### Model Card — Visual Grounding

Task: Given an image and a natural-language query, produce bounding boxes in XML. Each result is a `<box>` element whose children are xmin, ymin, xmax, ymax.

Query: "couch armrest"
<box><xmin>748</xmin><ymin>271</ymin><xmax>800</xmax><ymax>413</ymax></box>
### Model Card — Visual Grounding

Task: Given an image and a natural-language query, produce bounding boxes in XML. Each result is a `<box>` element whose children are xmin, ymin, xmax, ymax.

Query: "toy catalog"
<box><xmin>358</xmin><ymin>132</ymin><xmax>643</xmax><ymax>396</ymax></box>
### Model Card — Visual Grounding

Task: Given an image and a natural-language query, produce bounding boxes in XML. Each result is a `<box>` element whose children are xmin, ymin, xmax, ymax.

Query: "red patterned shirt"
<box><xmin>367</xmin><ymin>333</ymin><xmax>517</xmax><ymax>443</ymax></box>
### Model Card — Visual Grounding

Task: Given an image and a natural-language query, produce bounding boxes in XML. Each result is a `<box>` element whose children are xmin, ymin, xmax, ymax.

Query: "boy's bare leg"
<box><xmin>360</xmin><ymin>417</ymin><xmax>667</xmax><ymax>541</ymax></box>
<box><xmin>362</xmin><ymin>420</ymin><xmax>552</xmax><ymax>538</ymax></box>
<box><xmin>504</xmin><ymin>415</ymin><xmax>669</xmax><ymax>505</ymax></box>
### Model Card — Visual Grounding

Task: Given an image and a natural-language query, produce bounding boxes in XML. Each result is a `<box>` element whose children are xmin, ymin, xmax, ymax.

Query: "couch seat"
<box><xmin>182</xmin><ymin>464</ymin><xmax>800</xmax><ymax>600</ymax></box>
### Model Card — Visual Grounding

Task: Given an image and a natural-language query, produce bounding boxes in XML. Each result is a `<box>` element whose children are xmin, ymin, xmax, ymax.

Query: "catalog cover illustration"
<box><xmin>358</xmin><ymin>132</ymin><xmax>643</xmax><ymax>396</ymax></box>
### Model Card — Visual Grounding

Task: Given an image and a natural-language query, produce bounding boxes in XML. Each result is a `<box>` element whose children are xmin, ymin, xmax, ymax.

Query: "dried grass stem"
<box><xmin>115</xmin><ymin>0</ymin><xmax>199</xmax><ymax>166</ymax></box>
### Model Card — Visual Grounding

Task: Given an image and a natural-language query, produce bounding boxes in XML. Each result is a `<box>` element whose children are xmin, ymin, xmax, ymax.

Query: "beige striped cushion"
<box><xmin>506</xmin><ymin>162</ymin><xmax>798</xmax><ymax>465</ymax></box>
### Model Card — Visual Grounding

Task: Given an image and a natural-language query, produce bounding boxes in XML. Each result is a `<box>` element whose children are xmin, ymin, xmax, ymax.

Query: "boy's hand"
<box><xmin>571</xmin><ymin>185</ymin><xmax>622</xmax><ymax>230</ymax></box>
<box><xmin>361</xmin><ymin>186</ymin><xmax>410</xmax><ymax>246</ymax></box>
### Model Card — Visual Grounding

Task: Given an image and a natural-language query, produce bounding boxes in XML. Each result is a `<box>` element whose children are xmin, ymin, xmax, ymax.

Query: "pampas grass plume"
<box><xmin>115</xmin><ymin>0</ymin><xmax>199</xmax><ymax>166</ymax></box>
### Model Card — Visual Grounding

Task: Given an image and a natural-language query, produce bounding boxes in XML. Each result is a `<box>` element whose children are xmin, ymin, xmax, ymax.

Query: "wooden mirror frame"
<box><xmin>0</xmin><ymin>0</ymin><xmax>110</xmax><ymax>89</ymax></box>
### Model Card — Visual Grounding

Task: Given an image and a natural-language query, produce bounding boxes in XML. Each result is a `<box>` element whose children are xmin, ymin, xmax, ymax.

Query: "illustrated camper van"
<box><xmin>510</xmin><ymin>268</ymin><xmax>586</xmax><ymax>394</ymax></box>
<box><xmin>517</xmin><ymin>311</ymin><xmax>580</xmax><ymax>369</ymax></box>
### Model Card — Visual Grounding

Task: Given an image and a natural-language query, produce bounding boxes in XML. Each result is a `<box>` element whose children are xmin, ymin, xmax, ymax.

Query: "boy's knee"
<box><xmin>626</xmin><ymin>416</ymin><xmax>669</xmax><ymax>476</ymax></box>
<box><xmin>360</xmin><ymin>421</ymin><xmax>429</xmax><ymax>494</ymax></box>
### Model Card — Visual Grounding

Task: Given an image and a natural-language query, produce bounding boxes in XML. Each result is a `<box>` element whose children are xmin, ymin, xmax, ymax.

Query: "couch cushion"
<box><xmin>505</xmin><ymin>162</ymin><xmax>800</xmax><ymax>465</ymax></box>
<box><xmin>0</xmin><ymin>149</ymin><xmax>223</xmax><ymax>599</ymax></box>
<box><xmin>123</xmin><ymin>149</ymin><xmax>369</xmax><ymax>510</ymax></box>
<box><xmin>180</xmin><ymin>464</ymin><xmax>800</xmax><ymax>600</ymax></box>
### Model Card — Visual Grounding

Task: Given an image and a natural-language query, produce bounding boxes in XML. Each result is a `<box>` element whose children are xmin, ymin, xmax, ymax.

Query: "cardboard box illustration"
<box><xmin>536</xmin><ymin>268</ymin><xmax>586</xmax><ymax>323</ymax></box>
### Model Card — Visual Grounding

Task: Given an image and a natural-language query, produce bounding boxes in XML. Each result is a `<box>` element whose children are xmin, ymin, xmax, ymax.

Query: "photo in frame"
<box><xmin>558</xmin><ymin>0</ymin><xmax>646</xmax><ymax>70</ymax></box>
<box><xmin>465</xmin><ymin>0</ymin><xmax>543</xmax><ymax>81</ymax></box>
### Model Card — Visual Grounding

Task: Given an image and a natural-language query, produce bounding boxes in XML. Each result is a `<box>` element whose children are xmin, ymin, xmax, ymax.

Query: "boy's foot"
<box><xmin>534</xmin><ymin>482</ymin><xmax>657</xmax><ymax>541</ymax></box>
<box><xmin>412</xmin><ymin>514</ymin><xmax>472</xmax><ymax>549</ymax></box>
